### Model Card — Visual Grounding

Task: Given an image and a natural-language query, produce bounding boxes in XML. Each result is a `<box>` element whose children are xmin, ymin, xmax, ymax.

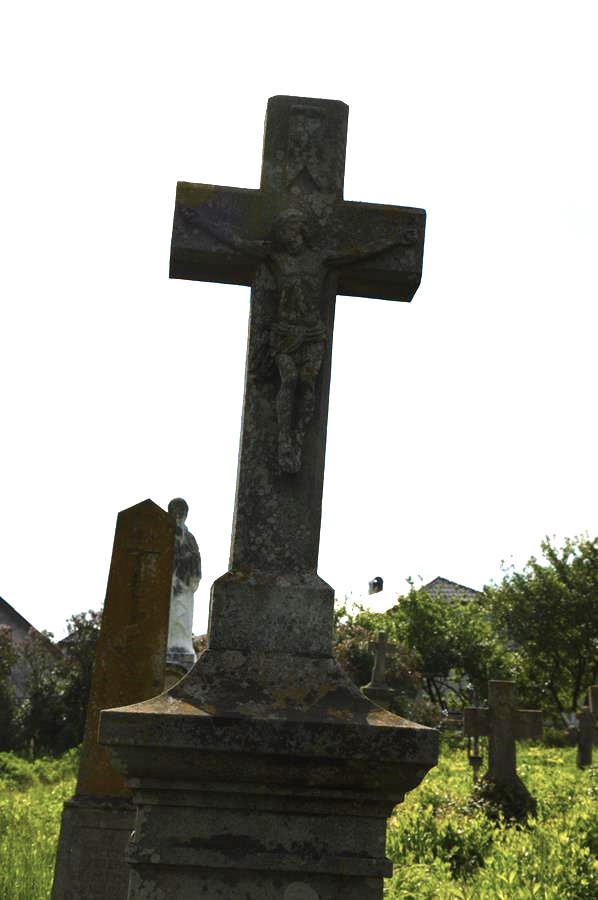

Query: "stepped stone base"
<box><xmin>51</xmin><ymin>796</ymin><xmax>134</xmax><ymax>900</ymax></box>
<box><xmin>100</xmin><ymin>645</ymin><xmax>438</xmax><ymax>899</ymax></box>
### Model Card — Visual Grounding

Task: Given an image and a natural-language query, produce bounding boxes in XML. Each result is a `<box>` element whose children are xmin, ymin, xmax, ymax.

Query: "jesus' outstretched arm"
<box><xmin>178</xmin><ymin>205</ymin><xmax>268</xmax><ymax>260</ymax></box>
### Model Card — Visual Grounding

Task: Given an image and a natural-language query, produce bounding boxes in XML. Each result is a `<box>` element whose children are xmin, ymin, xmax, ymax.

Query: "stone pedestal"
<box><xmin>101</xmin><ymin>643</ymin><xmax>437</xmax><ymax>899</ymax></box>
<box><xmin>361</xmin><ymin>683</ymin><xmax>396</xmax><ymax>711</ymax></box>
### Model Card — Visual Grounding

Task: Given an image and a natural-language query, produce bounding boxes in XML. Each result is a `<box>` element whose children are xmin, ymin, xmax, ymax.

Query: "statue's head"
<box><xmin>168</xmin><ymin>497</ymin><xmax>189</xmax><ymax>525</ymax></box>
<box><xmin>272</xmin><ymin>208</ymin><xmax>310</xmax><ymax>253</ymax></box>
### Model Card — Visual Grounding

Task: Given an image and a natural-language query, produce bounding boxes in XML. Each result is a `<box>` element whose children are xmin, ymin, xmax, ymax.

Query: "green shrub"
<box><xmin>0</xmin><ymin>747</ymin><xmax>79</xmax><ymax>790</ymax></box>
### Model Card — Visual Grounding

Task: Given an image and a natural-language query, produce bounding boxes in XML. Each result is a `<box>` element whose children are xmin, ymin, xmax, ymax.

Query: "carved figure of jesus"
<box><xmin>183</xmin><ymin>205</ymin><xmax>417</xmax><ymax>473</ymax></box>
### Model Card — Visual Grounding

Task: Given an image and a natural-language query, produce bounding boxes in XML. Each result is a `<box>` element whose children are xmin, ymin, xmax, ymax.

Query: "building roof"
<box><xmin>0</xmin><ymin>595</ymin><xmax>37</xmax><ymax>637</ymax></box>
<box><xmin>423</xmin><ymin>576</ymin><xmax>483</xmax><ymax>603</ymax></box>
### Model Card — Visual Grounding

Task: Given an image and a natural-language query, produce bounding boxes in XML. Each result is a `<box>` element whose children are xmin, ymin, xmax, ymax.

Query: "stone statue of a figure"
<box><xmin>166</xmin><ymin>498</ymin><xmax>201</xmax><ymax>679</ymax></box>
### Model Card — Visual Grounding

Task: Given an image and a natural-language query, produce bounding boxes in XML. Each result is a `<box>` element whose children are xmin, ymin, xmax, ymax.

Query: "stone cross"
<box><xmin>577</xmin><ymin>684</ymin><xmax>598</xmax><ymax>768</ymax></box>
<box><xmin>367</xmin><ymin>631</ymin><xmax>396</xmax><ymax>687</ymax></box>
<box><xmin>170</xmin><ymin>94</ymin><xmax>424</xmax><ymax>587</ymax></box>
<box><xmin>52</xmin><ymin>499</ymin><xmax>174</xmax><ymax>900</ymax></box>
<box><xmin>361</xmin><ymin>631</ymin><xmax>397</xmax><ymax>710</ymax></box>
<box><xmin>100</xmin><ymin>96</ymin><xmax>436</xmax><ymax>900</ymax></box>
<box><xmin>464</xmin><ymin>680</ymin><xmax>542</xmax><ymax>816</ymax></box>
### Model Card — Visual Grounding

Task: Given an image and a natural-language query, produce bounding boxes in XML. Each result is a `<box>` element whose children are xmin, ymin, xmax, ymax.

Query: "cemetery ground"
<box><xmin>1</xmin><ymin>738</ymin><xmax>596</xmax><ymax>899</ymax></box>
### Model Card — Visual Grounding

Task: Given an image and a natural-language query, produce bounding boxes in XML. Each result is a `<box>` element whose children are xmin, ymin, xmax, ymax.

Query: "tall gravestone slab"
<box><xmin>100</xmin><ymin>96</ymin><xmax>438</xmax><ymax>900</ymax></box>
<box><xmin>51</xmin><ymin>499</ymin><xmax>174</xmax><ymax>900</ymax></box>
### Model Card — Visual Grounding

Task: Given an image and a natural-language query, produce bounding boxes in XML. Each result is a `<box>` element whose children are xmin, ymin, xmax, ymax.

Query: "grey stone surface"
<box><xmin>171</xmin><ymin>95</ymin><xmax>425</xmax><ymax>579</ymax></box>
<box><xmin>166</xmin><ymin>497</ymin><xmax>201</xmax><ymax>682</ymax></box>
<box><xmin>51</xmin><ymin>499</ymin><xmax>173</xmax><ymax>900</ymax></box>
<box><xmin>100</xmin><ymin>95</ymin><xmax>436</xmax><ymax>899</ymax></box>
<box><xmin>50</xmin><ymin>799</ymin><xmax>134</xmax><ymax>900</ymax></box>
<box><xmin>464</xmin><ymin>680</ymin><xmax>542</xmax><ymax>817</ymax></box>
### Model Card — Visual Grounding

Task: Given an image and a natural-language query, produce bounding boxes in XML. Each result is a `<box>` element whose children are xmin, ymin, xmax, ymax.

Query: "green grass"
<box><xmin>384</xmin><ymin>739</ymin><xmax>598</xmax><ymax>899</ymax></box>
<box><xmin>0</xmin><ymin>750</ymin><xmax>77</xmax><ymax>900</ymax></box>
<box><xmin>0</xmin><ymin>743</ymin><xmax>596</xmax><ymax>899</ymax></box>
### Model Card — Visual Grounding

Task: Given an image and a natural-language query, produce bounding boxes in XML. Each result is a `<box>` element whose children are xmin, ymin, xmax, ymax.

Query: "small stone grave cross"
<box><xmin>361</xmin><ymin>631</ymin><xmax>397</xmax><ymax>710</ymax></box>
<box><xmin>464</xmin><ymin>680</ymin><xmax>542</xmax><ymax>816</ymax></box>
<box><xmin>577</xmin><ymin>684</ymin><xmax>598</xmax><ymax>768</ymax></box>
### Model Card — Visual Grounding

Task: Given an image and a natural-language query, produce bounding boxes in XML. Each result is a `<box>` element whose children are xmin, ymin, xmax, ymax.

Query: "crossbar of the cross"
<box><xmin>463</xmin><ymin>703</ymin><xmax>543</xmax><ymax>741</ymax></box>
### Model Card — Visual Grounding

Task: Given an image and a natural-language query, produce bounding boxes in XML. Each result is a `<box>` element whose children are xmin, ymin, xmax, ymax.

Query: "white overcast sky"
<box><xmin>1</xmin><ymin>2</ymin><xmax>596</xmax><ymax>638</ymax></box>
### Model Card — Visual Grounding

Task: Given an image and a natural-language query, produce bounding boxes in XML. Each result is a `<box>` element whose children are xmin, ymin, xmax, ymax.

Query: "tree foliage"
<box><xmin>0</xmin><ymin>611</ymin><xmax>101</xmax><ymax>756</ymax></box>
<box><xmin>390</xmin><ymin>584</ymin><xmax>513</xmax><ymax>707</ymax></box>
<box><xmin>333</xmin><ymin>586</ymin><xmax>511</xmax><ymax>723</ymax></box>
<box><xmin>0</xmin><ymin>625</ymin><xmax>17</xmax><ymax>751</ymax></box>
<box><xmin>486</xmin><ymin>534</ymin><xmax>598</xmax><ymax>721</ymax></box>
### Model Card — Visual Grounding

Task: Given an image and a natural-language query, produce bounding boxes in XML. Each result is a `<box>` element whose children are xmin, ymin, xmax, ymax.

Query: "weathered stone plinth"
<box><xmin>100</xmin><ymin>581</ymin><xmax>437</xmax><ymax>899</ymax></box>
<box><xmin>50</xmin><ymin>798</ymin><xmax>134</xmax><ymax>900</ymax></box>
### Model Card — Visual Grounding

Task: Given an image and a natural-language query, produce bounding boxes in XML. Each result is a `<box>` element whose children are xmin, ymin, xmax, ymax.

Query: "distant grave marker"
<box><xmin>464</xmin><ymin>680</ymin><xmax>542</xmax><ymax>818</ymax></box>
<box><xmin>577</xmin><ymin>684</ymin><xmax>598</xmax><ymax>769</ymax></box>
<box><xmin>361</xmin><ymin>630</ymin><xmax>397</xmax><ymax>710</ymax></box>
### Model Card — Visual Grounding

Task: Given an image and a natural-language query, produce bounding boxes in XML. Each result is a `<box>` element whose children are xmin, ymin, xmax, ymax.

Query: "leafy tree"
<box><xmin>58</xmin><ymin>610</ymin><xmax>101</xmax><ymax>746</ymax></box>
<box><xmin>0</xmin><ymin>625</ymin><xmax>17</xmax><ymax>750</ymax></box>
<box><xmin>486</xmin><ymin>534</ymin><xmax>598</xmax><ymax>722</ymax></box>
<box><xmin>13</xmin><ymin>628</ymin><xmax>65</xmax><ymax>756</ymax></box>
<box><xmin>10</xmin><ymin>610</ymin><xmax>101</xmax><ymax>756</ymax></box>
<box><xmin>334</xmin><ymin>583</ymin><xmax>512</xmax><ymax>720</ymax></box>
<box><xmin>385</xmin><ymin>583</ymin><xmax>513</xmax><ymax>707</ymax></box>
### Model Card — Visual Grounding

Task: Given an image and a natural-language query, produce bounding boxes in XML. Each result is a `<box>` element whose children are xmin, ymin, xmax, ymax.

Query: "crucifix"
<box><xmin>170</xmin><ymin>95</ymin><xmax>425</xmax><ymax>585</ymax></box>
<box><xmin>99</xmin><ymin>98</ymin><xmax>436</xmax><ymax>900</ymax></box>
<box><xmin>464</xmin><ymin>680</ymin><xmax>542</xmax><ymax>792</ymax></box>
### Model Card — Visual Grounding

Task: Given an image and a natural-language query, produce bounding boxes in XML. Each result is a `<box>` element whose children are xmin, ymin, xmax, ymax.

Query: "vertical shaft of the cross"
<box><xmin>488</xmin><ymin>680</ymin><xmax>517</xmax><ymax>781</ymax></box>
<box><xmin>228</xmin><ymin>96</ymin><xmax>348</xmax><ymax>579</ymax></box>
